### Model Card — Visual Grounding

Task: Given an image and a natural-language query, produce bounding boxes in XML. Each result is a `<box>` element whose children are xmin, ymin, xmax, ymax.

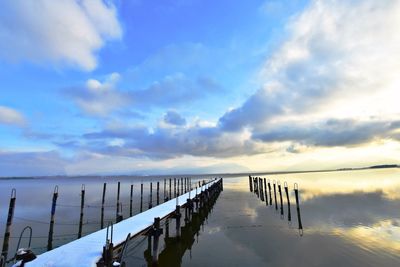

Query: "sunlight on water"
<box><xmin>0</xmin><ymin>169</ymin><xmax>399</xmax><ymax>266</ymax></box>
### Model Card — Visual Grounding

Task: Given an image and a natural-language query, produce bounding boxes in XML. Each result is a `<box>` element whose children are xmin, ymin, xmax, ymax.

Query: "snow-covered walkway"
<box><xmin>24</xmin><ymin>179</ymin><xmax>219</xmax><ymax>267</ymax></box>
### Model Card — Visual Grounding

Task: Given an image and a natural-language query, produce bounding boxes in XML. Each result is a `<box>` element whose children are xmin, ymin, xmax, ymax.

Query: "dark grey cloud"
<box><xmin>81</xmin><ymin>125</ymin><xmax>262</xmax><ymax>159</ymax></box>
<box><xmin>76</xmin><ymin>117</ymin><xmax>400</xmax><ymax>160</ymax></box>
<box><xmin>218</xmin><ymin>89</ymin><xmax>283</xmax><ymax>131</ymax></box>
<box><xmin>253</xmin><ymin>119</ymin><xmax>400</xmax><ymax>147</ymax></box>
<box><xmin>163</xmin><ymin>110</ymin><xmax>186</xmax><ymax>126</ymax></box>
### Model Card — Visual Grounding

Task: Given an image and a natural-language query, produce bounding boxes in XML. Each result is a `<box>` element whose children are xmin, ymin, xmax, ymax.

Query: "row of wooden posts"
<box><xmin>249</xmin><ymin>176</ymin><xmax>303</xmax><ymax>234</ymax></box>
<box><xmin>0</xmin><ymin>177</ymin><xmax>200</xmax><ymax>266</ymax></box>
<box><xmin>99</xmin><ymin>178</ymin><xmax>224</xmax><ymax>267</ymax></box>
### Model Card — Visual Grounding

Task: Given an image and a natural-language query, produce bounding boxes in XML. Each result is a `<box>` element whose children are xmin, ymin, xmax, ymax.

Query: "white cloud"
<box><xmin>260</xmin><ymin>0</ymin><xmax>400</xmax><ymax>120</ymax></box>
<box><xmin>0</xmin><ymin>0</ymin><xmax>122</xmax><ymax>71</ymax></box>
<box><xmin>0</xmin><ymin>105</ymin><xmax>26</xmax><ymax>126</ymax></box>
<box><xmin>220</xmin><ymin>0</ymin><xmax>400</xmax><ymax>137</ymax></box>
<box><xmin>68</xmin><ymin>72</ymin><xmax>129</xmax><ymax>116</ymax></box>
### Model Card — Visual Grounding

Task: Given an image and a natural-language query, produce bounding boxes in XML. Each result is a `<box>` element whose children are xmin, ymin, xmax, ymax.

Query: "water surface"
<box><xmin>1</xmin><ymin>169</ymin><xmax>400</xmax><ymax>266</ymax></box>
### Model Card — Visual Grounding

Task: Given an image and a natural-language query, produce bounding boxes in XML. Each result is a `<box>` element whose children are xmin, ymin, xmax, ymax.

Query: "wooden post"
<box><xmin>181</xmin><ymin>178</ymin><xmax>183</xmax><ymax>195</ymax></box>
<box><xmin>2</xmin><ymin>189</ymin><xmax>16</xmax><ymax>260</ymax></box>
<box><xmin>294</xmin><ymin>183</ymin><xmax>303</xmax><ymax>235</ymax></box>
<box><xmin>156</xmin><ymin>182</ymin><xmax>160</xmax><ymax>205</ymax></box>
<box><xmin>163</xmin><ymin>179</ymin><xmax>166</xmax><ymax>202</ymax></box>
<box><xmin>130</xmin><ymin>184</ymin><xmax>133</xmax><ymax>217</ymax></box>
<box><xmin>140</xmin><ymin>183</ymin><xmax>143</xmax><ymax>213</ymax></box>
<box><xmin>165</xmin><ymin>218</ymin><xmax>170</xmax><ymax>238</ymax></box>
<box><xmin>152</xmin><ymin>217</ymin><xmax>162</xmax><ymax>264</ymax></box>
<box><xmin>116</xmin><ymin>182</ymin><xmax>121</xmax><ymax>221</ymax></box>
<box><xmin>249</xmin><ymin>176</ymin><xmax>253</xmax><ymax>192</ymax></box>
<box><xmin>174</xmin><ymin>178</ymin><xmax>177</xmax><ymax>198</ymax></box>
<box><xmin>78</xmin><ymin>184</ymin><xmax>85</xmax><ymax>238</ymax></box>
<box><xmin>169</xmin><ymin>178</ymin><xmax>172</xmax><ymax>200</ymax></box>
<box><xmin>175</xmin><ymin>205</ymin><xmax>181</xmax><ymax>238</ymax></box>
<box><xmin>47</xmin><ymin>186</ymin><xmax>58</xmax><ymax>251</ymax></box>
<box><xmin>259</xmin><ymin>178</ymin><xmax>264</xmax><ymax>202</ymax></box>
<box><xmin>278</xmin><ymin>182</ymin><xmax>284</xmax><ymax>216</ymax></box>
<box><xmin>149</xmin><ymin>182</ymin><xmax>153</xmax><ymax>209</ymax></box>
<box><xmin>102</xmin><ymin>222</ymin><xmax>114</xmax><ymax>267</ymax></box>
<box><xmin>101</xmin><ymin>183</ymin><xmax>106</xmax><ymax>229</ymax></box>
<box><xmin>273</xmin><ymin>180</ymin><xmax>278</xmax><ymax>210</ymax></box>
<box><xmin>268</xmin><ymin>180</ymin><xmax>272</xmax><ymax>205</ymax></box>
<box><xmin>177</xmin><ymin>178</ymin><xmax>180</xmax><ymax>196</ymax></box>
<box><xmin>264</xmin><ymin>178</ymin><xmax>268</xmax><ymax>205</ymax></box>
<box><xmin>284</xmin><ymin>182</ymin><xmax>291</xmax><ymax>222</ymax></box>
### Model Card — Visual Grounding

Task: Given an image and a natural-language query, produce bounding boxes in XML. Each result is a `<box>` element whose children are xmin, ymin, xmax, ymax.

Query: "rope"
<box><xmin>13</xmin><ymin>216</ymin><xmax>115</xmax><ymax>226</ymax></box>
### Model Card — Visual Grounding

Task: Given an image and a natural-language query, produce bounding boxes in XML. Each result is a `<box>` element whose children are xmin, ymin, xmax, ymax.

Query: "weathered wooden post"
<box><xmin>101</xmin><ymin>183</ymin><xmax>107</xmax><ymax>229</ymax></box>
<box><xmin>174</xmin><ymin>178</ymin><xmax>177</xmax><ymax>198</ymax></box>
<box><xmin>177</xmin><ymin>178</ymin><xmax>180</xmax><ymax>196</ymax></box>
<box><xmin>294</xmin><ymin>183</ymin><xmax>303</xmax><ymax>235</ymax></box>
<box><xmin>101</xmin><ymin>222</ymin><xmax>114</xmax><ymax>267</ymax></box>
<box><xmin>259</xmin><ymin>178</ymin><xmax>264</xmax><ymax>202</ymax></box>
<box><xmin>78</xmin><ymin>184</ymin><xmax>85</xmax><ymax>238</ymax></box>
<box><xmin>284</xmin><ymin>182</ymin><xmax>291</xmax><ymax>222</ymax></box>
<box><xmin>254</xmin><ymin>177</ymin><xmax>258</xmax><ymax>197</ymax></box>
<box><xmin>2</xmin><ymin>189</ymin><xmax>16</xmax><ymax>261</ymax></box>
<box><xmin>273</xmin><ymin>180</ymin><xmax>278</xmax><ymax>210</ymax></box>
<box><xmin>151</xmin><ymin>217</ymin><xmax>163</xmax><ymax>265</ymax></box>
<box><xmin>140</xmin><ymin>183</ymin><xmax>144</xmax><ymax>213</ymax></box>
<box><xmin>278</xmin><ymin>181</ymin><xmax>284</xmax><ymax>217</ymax></box>
<box><xmin>169</xmin><ymin>178</ymin><xmax>172</xmax><ymax>200</ymax></box>
<box><xmin>156</xmin><ymin>181</ymin><xmax>160</xmax><ymax>205</ymax></box>
<box><xmin>184</xmin><ymin>177</ymin><xmax>187</xmax><ymax>193</ymax></box>
<box><xmin>163</xmin><ymin>179</ymin><xmax>166</xmax><ymax>202</ymax></box>
<box><xmin>175</xmin><ymin>205</ymin><xmax>181</xmax><ymax>238</ymax></box>
<box><xmin>165</xmin><ymin>218</ymin><xmax>170</xmax><ymax>238</ymax></box>
<box><xmin>181</xmin><ymin>178</ymin><xmax>183</xmax><ymax>195</ymax></box>
<box><xmin>268</xmin><ymin>180</ymin><xmax>272</xmax><ymax>205</ymax></box>
<box><xmin>249</xmin><ymin>175</ymin><xmax>253</xmax><ymax>192</ymax></box>
<box><xmin>149</xmin><ymin>182</ymin><xmax>153</xmax><ymax>209</ymax></box>
<box><xmin>46</xmin><ymin>186</ymin><xmax>58</xmax><ymax>251</ymax></box>
<box><xmin>264</xmin><ymin>178</ymin><xmax>268</xmax><ymax>205</ymax></box>
<box><xmin>116</xmin><ymin>182</ymin><xmax>121</xmax><ymax>221</ymax></box>
<box><xmin>195</xmin><ymin>187</ymin><xmax>199</xmax><ymax>210</ymax></box>
<box><xmin>130</xmin><ymin>184</ymin><xmax>134</xmax><ymax>217</ymax></box>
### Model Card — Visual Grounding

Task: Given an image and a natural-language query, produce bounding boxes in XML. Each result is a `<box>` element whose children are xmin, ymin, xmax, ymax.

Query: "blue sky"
<box><xmin>0</xmin><ymin>0</ymin><xmax>399</xmax><ymax>176</ymax></box>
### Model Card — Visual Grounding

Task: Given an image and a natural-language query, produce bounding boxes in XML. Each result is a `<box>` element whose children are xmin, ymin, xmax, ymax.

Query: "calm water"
<box><xmin>1</xmin><ymin>168</ymin><xmax>400</xmax><ymax>266</ymax></box>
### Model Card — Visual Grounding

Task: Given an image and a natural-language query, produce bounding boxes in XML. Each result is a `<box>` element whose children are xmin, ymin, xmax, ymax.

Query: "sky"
<box><xmin>0</xmin><ymin>0</ymin><xmax>399</xmax><ymax>176</ymax></box>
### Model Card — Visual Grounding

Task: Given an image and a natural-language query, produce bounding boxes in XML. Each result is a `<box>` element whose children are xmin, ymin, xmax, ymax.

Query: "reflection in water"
<box><xmin>119</xmin><ymin>184</ymin><xmax>221</xmax><ymax>267</ymax></box>
<box><xmin>249</xmin><ymin>176</ymin><xmax>304</xmax><ymax>236</ymax></box>
<box><xmin>294</xmin><ymin>183</ymin><xmax>303</xmax><ymax>236</ymax></box>
<box><xmin>284</xmin><ymin>182</ymin><xmax>291</xmax><ymax>222</ymax></box>
<box><xmin>1</xmin><ymin>169</ymin><xmax>400</xmax><ymax>266</ymax></box>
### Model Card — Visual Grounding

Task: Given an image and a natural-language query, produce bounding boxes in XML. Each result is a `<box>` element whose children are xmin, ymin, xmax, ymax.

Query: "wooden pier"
<box><xmin>18</xmin><ymin>178</ymin><xmax>223</xmax><ymax>267</ymax></box>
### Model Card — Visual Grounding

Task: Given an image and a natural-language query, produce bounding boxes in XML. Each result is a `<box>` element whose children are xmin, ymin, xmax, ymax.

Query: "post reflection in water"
<box><xmin>118</xmin><ymin>184</ymin><xmax>221</xmax><ymax>267</ymax></box>
<box><xmin>249</xmin><ymin>176</ymin><xmax>304</xmax><ymax>236</ymax></box>
<box><xmin>2</xmin><ymin>170</ymin><xmax>400</xmax><ymax>267</ymax></box>
<box><xmin>294</xmin><ymin>183</ymin><xmax>303</xmax><ymax>236</ymax></box>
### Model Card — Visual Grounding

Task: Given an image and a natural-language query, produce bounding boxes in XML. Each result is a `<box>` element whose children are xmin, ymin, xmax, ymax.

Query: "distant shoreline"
<box><xmin>0</xmin><ymin>164</ymin><xmax>398</xmax><ymax>180</ymax></box>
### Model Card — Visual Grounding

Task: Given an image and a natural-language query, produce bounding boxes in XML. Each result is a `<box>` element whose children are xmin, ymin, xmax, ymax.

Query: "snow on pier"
<box><xmin>23</xmin><ymin>179</ymin><xmax>219</xmax><ymax>267</ymax></box>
